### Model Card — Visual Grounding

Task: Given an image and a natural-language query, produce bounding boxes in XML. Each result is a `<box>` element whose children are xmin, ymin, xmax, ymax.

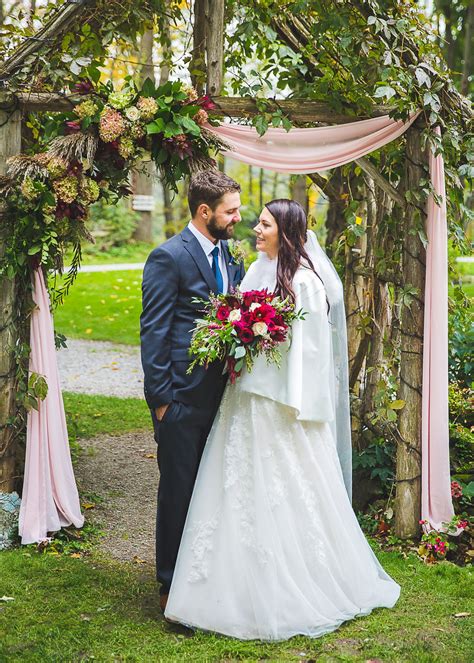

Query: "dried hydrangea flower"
<box><xmin>74</xmin><ymin>99</ymin><xmax>99</xmax><ymax>120</ymax></box>
<box><xmin>182</xmin><ymin>83</ymin><xmax>198</xmax><ymax>102</ymax></box>
<box><xmin>99</xmin><ymin>107</ymin><xmax>127</xmax><ymax>142</ymax></box>
<box><xmin>118</xmin><ymin>136</ymin><xmax>136</xmax><ymax>159</ymax></box>
<box><xmin>193</xmin><ymin>109</ymin><xmax>208</xmax><ymax>126</ymax></box>
<box><xmin>137</xmin><ymin>96</ymin><xmax>158</xmax><ymax>121</ymax></box>
<box><xmin>20</xmin><ymin>177</ymin><xmax>40</xmax><ymax>201</ymax></box>
<box><xmin>108</xmin><ymin>90</ymin><xmax>135</xmax><ymax>110</ymax></box>
<box><xmin>79</xmin><ymin>177</ymin><xmax>100</xmax><ymax>204</ymax></box>
<box><xmin>52</xmin><ymin>175</ymin><xmax>79</xmax><ymax>203</ymax></box>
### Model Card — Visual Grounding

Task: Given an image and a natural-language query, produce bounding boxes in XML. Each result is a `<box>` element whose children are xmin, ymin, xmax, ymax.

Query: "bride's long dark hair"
<box><xmin>265</xmin><ymin>199</ymin><xmax>327</xmax><ymax>308</ymax></box>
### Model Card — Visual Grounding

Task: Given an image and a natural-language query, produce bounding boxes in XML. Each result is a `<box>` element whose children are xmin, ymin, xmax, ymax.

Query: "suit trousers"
<box><xmin>152</xmin><ymin>377</ymin><xmax>226</xmax><ymax>595</ymax></box>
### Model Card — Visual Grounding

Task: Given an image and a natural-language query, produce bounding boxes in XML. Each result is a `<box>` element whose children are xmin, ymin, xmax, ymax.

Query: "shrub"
<box><xmin>86</xmin><ymin>198</ymin><xmax>140</xmax><ymax>251</ymax></box>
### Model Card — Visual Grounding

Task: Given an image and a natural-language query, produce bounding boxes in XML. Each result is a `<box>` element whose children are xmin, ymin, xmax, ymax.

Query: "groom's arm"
<box><xmin>140</xmin><ymin>246</ymin><xmax>179</xmax><ymax>411</ymax></box>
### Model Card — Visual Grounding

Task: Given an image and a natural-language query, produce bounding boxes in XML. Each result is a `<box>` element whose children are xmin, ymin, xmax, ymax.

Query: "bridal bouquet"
<box><xmin>188</xmin><ymin>289</ymin><xmax>305</xmax><ymax>383</ymax></box>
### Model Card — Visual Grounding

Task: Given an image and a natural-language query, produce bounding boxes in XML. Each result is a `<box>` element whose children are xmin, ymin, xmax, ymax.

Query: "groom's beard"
<box><xmin>207</xmin><ymin>214</ymin><xmax>235</xmax><ymax>240</ymax></box>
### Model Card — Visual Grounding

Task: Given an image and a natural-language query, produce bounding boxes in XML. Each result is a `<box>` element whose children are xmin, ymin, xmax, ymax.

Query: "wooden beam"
<box><xmin>212</xmin><ymin>97</ymin><xmax>394</xmax><ymax>123</ymax></box>
<box><xmin>0</xmin><ymin>0</ymin><xmax>92</xmax><ymax>82</ymax></box>
<box><xmin>0</xmin><ymin>92</ymin><xmax>394</xmax><ymax>123</ymax></box>
<box><xmin>355</xmin><ymin>156</ymin><xmax>404</xmax><ymax>207</ymax></box>
<box><xmin>205</xmin><ymin>0</ymin><xmax>225</xmax><ymax>97</ymax></box>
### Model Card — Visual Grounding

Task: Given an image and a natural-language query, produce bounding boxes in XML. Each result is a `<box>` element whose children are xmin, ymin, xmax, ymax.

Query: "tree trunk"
<box><xmin>0</xmin><ymin>109</ymin><xmax>21</xmax><ymax>492</ymax></box>
<box><xmin>132</xmin><ymin>28</ymin><xmax>155</xmax><ymax>243</ymax></box>
<box><xmin>191</xmin><ymin>0</ymin><xmax>207</xmax><ymax>94</ymax></box>
<box><xmin>361</xmin><ymin>182</ymin><xmax>393</xmax><ymax>436</ymax></box>
<box><xmin>291</xmin><ymin>175</ymin><xmax>308</xmax><ymax>213</ymax></box>
<box><xmin>461</xmin><ymin>2</ymin><xmax>473</xmax><ymax>96</ymax></box>
<box><xmin>205</xmin><ymin>0</ymin><xmax>225</xmax><ymax>97</ymax></box>
<box><xmin>394</xmin><ymin>127</ymin><xmax>425</xmax><ymax>539</ymax></box>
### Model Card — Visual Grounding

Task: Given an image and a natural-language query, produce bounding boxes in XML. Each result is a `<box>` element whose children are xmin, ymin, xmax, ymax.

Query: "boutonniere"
<box><xmin>227</xmin><ymin>239</ymin><xmax>247</xmax><ymax>265</ymax></box>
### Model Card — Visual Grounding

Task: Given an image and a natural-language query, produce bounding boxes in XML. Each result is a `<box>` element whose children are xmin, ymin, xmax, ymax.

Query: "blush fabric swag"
<box><xmin>20</xmin><ymin>113</ymin><xmax>453</xmax><ymax>544</ymax></box>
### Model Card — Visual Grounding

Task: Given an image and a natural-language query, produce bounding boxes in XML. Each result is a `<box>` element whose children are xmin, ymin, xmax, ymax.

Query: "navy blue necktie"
<box><xmin>211</xmin><ymin>246</ymin><xmax>224</xmax><ymax>294</ymax></box>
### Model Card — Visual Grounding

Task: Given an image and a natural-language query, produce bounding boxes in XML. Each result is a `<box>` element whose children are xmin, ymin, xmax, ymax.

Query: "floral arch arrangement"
<box><xmin>0</xmin><ymin>77</ymin><xmax>227</xmax><ymax>299</ymax></box>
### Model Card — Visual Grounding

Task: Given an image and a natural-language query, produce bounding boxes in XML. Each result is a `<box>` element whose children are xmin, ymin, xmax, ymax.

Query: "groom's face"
<box><xmin>206</xmin><ymin>191</ymin><xmax>242</xmax><ymax>240</ymax></box>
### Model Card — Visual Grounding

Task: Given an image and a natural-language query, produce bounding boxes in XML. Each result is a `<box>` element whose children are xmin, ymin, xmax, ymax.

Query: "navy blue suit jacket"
<box><xmin>140</xmin><ymin>226</ymin><xmax>245</xmax><ymax>411</ymax></box>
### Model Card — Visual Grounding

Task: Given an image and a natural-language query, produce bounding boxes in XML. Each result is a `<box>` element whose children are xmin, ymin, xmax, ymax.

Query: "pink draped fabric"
<box><xmin>19</xmin><ymin>268</ymin><xmax>84</xmax><ymax>544</ymax></box>
<box><xmin>422</xmin><ymin>129</ymin><xmax>454</xmax><ymax>531</ymax></box>
<box><xmin>209</xmin><ymin>112</ymin><xmax>420</xmax><ymax>173</ymax></box>
<box><xmin>208</xmin><ymin>115</ymin><xmax>453</xmax><ymax>530</ymax></box>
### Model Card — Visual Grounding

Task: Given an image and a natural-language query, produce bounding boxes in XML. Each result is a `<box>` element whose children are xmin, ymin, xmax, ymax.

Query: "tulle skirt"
<box><xmin>165</xmin><ymin>384</ymin><xmax>400</xmax><ymax>640</ymax></box>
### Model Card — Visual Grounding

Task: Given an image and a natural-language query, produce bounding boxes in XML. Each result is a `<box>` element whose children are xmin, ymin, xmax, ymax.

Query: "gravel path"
<box><xmin>58</xmin><ymin>337</ymin><xmax>156</xmax><ymax>563</ymax></box>
<box><xmin>58</xmin><ymin>338</ymin><xmax>144</xmax><ymax>399</ymax></box>
<box><xmin>75</xmin><ymin>430</ymin><xmax>158</xmax><ymax>565</ymax></box>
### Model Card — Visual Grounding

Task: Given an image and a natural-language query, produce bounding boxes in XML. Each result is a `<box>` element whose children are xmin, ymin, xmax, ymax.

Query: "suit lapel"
<box><xmin>181</xmin><ymin>226</ymin><xmax>218</xmax><ymax>293</ymax></box>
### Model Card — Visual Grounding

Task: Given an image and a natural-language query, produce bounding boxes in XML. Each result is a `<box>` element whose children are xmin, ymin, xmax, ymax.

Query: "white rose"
<box><xmin>249</xmin><ymin>302</ymin><xmax>261</xmax><ymax>312</ymax></box>
<box><xmin>228</xmin><ymin>309</ymin><xmax>242</xmax><ymax>322</ymax></box>
<box><xmin>252</xmin><ymin>321</ymin><xmax>268</xmax><ymax>336</ymax></box>
<box><xmin>125</xmin><ymin>106</ymin><xmax>140</xmax><ymax>121</ymax></box>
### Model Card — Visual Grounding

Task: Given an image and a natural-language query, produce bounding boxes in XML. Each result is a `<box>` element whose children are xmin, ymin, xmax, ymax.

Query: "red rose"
<box><xmin>236</xmin><ymin>326</ymin><xmax>254</xmax><ymax>344</ymax></box>
<box><xmin>253</xmin><ymin>303</ymin><xmax>277</xmax><ymax>322</ymax></box>
<box><xmin>217</xmin><ymin>305</ymin><xmax>231</xmax><ymax>321</ymax></box>
<box><xmin>225</xmin><ymin>295</ymin><xmax>241</xmax><ymax>309</ymax></box>
<box><xmin>242</xmin><ymin>289</ymin><xmax>268</xmax><ymax>307</ymax></box>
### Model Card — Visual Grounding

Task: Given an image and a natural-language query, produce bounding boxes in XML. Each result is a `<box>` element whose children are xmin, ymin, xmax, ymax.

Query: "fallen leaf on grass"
<box><xmin>80</xmin><ymin>614</ymin><xmax>91</xmax><ymax>621</ymax></box>
<box><xmin>453</xmin><ymin>612</ymin><xmax>471</xmax><ymax>618</ymax></box>
<box><xmin>0</xmin><ymin>596</ymin><xmax>14</xmax><ymax>602</ymax></box>
<box><xmin>81</xmin><ymin>502</ymin><xmax>96</xmax><ymax>510</ymax></box>
<box><xmin>70</xmin><ymin>553</ymin><xmax>82</xmax><ymax>558</ymax></box>
<box><xmin>85</xmin><ymin>328</ymin><xmax>93</xmax><ymax>334</ymax></box>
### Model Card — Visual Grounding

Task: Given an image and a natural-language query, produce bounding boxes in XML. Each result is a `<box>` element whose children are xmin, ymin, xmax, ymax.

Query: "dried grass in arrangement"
<box><xmin>47</xmin><ymin>133</ymin><xmax>99</xmax><ymax>166</ymax></box>
<box><xmin>185</xmin><ymin>127</ymin><xmax>234</xmax><ymax>175</ymax></box>
<box><xmin>6</xmin><ymin>155</ymin><xmax>49</xmax><ymax>181</ymax></box>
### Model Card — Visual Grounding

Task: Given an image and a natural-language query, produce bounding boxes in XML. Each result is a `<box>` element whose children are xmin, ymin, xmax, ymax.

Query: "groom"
<box><xmin>140</xmin><ymin>170</ymin><xmax>243</xmax><ymax>611</ymax></box>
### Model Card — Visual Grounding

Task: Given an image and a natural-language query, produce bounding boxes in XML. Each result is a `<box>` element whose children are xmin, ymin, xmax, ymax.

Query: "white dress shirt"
<box><xmin>187</xmin><ymin>221</ymin><xmax>229</xmax><ymax>293</ymax></box>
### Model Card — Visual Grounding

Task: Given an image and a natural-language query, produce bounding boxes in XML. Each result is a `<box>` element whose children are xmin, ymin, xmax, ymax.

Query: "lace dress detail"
<box><xmin>167</xmin><ymin>383</ymin><xmax>400</xmax><ymax>640</ymax></box>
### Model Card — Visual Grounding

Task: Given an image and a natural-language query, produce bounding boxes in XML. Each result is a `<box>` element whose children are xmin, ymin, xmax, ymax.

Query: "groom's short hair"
<box><xmin>188</xmin><ymin>170</ymin><xmax>241</xmax><ymax>216</ymax></box>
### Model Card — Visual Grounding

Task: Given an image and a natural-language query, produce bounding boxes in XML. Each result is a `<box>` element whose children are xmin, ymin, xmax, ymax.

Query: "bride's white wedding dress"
<box><xmin>165</xmin><ymin>257</ymin><xmax>400</xmax><ymax>640</ymax></box>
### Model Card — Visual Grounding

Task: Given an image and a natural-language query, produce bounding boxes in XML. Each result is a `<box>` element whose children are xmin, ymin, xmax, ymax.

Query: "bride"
<box><xmin>165</xmin><ymin>199</ymin><xmax>400</xmax><ymax>640</ymax></box>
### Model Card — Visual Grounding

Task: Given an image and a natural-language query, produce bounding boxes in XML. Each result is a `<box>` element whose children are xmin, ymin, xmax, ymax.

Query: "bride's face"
<box><xmin>254</xmin><ymin>208</ymin><xmax>279</xmax><ymax>259</ymax></box>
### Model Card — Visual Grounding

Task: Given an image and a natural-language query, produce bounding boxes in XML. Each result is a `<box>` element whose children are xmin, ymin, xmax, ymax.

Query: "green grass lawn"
<box><xmin>53</xmin><ymin>270</ymin><xmax>142</xmax><ymax>345</ymax></box>
<box><xmin>64</xmin><ymin>241</ymin><xmax>155</xmax><ymax>266</ymax></box>
<box><xmin>1</xmin><ymin>545</ymin><xmax>472</xmax><ymax>662</ymax></box>
<box><xmin>63</xmin><ymin>392</ymin><xmax>150</xmax><ymax>440</ymax></box>
<box><xmin>53</xmin><ymin>256</ymin><xmax>473</xmax><ymax>347</ymax></box>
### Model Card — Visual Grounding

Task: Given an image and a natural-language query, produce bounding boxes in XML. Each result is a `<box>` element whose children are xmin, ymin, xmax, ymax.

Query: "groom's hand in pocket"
<box><xmin>155</xmin><ymin>403</ymin><xmax>170</xmax><ymax>422</ymax></box>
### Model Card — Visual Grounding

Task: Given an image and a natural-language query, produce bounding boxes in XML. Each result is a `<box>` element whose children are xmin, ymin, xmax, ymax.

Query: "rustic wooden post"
<box><xmin>132</xmin><ymin>27</ymin><xmax>155</xmax><ymax>243</ymax></box>
<box><xmin>394</xmin><ymin>125</ymin><xmax>425</xmax><ymax>538</ymax></box>
<box><xmin>205</xmin><ymin>0</ymin><xmax>225</xmax><ymax>97</ymax></box>
<box><xmin>191</xmin><ymin>0</ymin><xmax>207</xmax><ymax>94</ymax></box>
<box><xmin>0</xmin><ymin>104</ymin><xmax>21</xmax><ymax>492</ymax></box>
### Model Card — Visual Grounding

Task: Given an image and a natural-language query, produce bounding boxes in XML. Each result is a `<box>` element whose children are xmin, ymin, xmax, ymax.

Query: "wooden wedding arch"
<box><xmin>0</xmin><ymin>0</ymin><xmax>469</xmax><ymax>539</ymax></box>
